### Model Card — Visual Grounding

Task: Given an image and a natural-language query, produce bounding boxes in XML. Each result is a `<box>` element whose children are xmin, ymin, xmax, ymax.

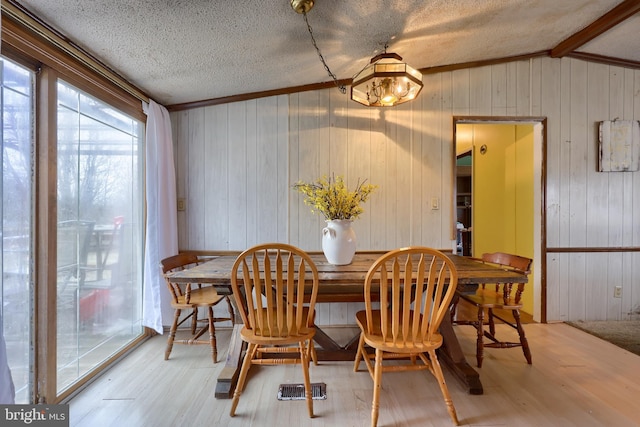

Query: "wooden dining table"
<box><xmin>167</xmin><ymin>251</ymin><xmax>528</xmax><ymax>398</ymax></box>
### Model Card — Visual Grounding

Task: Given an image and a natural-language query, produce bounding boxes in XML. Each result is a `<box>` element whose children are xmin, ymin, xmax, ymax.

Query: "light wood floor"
<box><xmin>68</xmin><ymin>323</ymin><xmax>640</xmax><ymax>426</ymax></box>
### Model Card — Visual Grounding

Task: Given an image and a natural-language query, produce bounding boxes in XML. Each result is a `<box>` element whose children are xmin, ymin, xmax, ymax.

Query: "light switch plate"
<box><xmin>614</xmin><ymin>286</ymin><xmax>622</xmax><ymax>298</ymax></box>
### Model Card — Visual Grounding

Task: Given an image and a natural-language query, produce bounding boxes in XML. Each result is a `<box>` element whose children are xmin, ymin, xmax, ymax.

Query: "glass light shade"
<box><xmin>351</xmin><ymin>53</ymin><xmax>423</xmax><ymax>107</ymax></box>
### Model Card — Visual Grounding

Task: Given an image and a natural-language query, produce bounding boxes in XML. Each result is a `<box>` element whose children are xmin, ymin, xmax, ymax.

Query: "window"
<box><xmin>56</xmin><ymin>80</ymin><xmax>144</xmax><ymax>393</ymax></box>
<box><xmin>1</xmin><ymin>57</ymin><xmax>34</xmax><ymax>404</ymax></box>
<box><xmin>1</xmin><ymin>54</ymin><xmax>147</xmax><ymax>403</ymax></box>
<box><xmin>2</xmin><ymin>7</ymin><xmax>148</xmax><ymax>403</ymax></box>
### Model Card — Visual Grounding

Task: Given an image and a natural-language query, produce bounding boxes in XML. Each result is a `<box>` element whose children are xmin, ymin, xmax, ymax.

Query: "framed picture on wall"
<box><xmin>598</xmin><ymin>120</ymin><xmax>640</xmax><ymax>172</ymax></box>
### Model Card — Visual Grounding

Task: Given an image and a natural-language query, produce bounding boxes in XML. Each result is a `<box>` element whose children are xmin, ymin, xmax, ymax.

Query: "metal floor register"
<box><xmin>277</xmin><ymin>383</ymin><xmax>327</xmax><ymax>400</ymax></box>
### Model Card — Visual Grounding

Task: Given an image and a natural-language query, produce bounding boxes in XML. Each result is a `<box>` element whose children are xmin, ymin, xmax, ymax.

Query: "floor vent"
<box><xmin>277</xmin><ymin>383</ymin><xmax>327</xmax><ymax>400</ymax></box>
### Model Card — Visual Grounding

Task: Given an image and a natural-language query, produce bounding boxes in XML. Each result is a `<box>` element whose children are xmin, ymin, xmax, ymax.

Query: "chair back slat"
<box><xmin>429</xmin><ymin>257</ymin><xmax>457</xmax><ymax>340</ymax></box>
<box><xmin>411</xmin><ymin>255</ymin><xmax>426</xmax><ymax>342</ymax></box>
<box><xmin>416</xmin><ymin>254</ymin><xmax>436</xmax><ymax>340</ymax></box>
<box><xmin>237</xmin><ymin>260</ymin><xmax>251</xmax><ymax>328</ymax></box>
<box><xmin>400</xmin><ymin>256</ymin><xmax>412</xmax><ymax>344</ymax></box>
<box><xmin>276</xmin><ymin>253</ymin><xmax>286</xmax><ymax>335</ymax></box>
<box><xmin>262</xmin><ymin>252</ymin><xmax>274</xmax><ymax>335</ymax></box>
<box><xmin>364</xmin><ymin>247</ymin><xmax>458</xmax><ymax>347</ymax></box>
<box><xmin>391</xmin><ymin>258</ymin><xmax>402</xmax><ymax>343</ymax></box>
<box><xmin>374</xmin><ymin>266</ymin><xmax>388</xmax><ymax>338</ymax></box>
<box><xmin>231</xmin><ymin>243</ymin><xmax>319</xmax><ymax>338</ymax></box>
<box><xmin>294</xmin><ymin>258</ymin><xmax>307</xmax><ymax>334</ymax></box>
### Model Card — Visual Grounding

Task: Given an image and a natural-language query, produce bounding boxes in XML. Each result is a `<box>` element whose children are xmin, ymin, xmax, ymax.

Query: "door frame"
<box><xmin>453</xmin><ymin>116</ymin><xmax>547</xmax><ymax>323</ymax></box>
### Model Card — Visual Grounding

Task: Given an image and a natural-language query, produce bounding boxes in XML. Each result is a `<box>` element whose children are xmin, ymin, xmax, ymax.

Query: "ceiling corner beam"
<box><xmin>166</xmin><ymin>78</ymin><xmax>352</xmax><ymax>111</ymax></box>
<box><xmin>551</xmin><ymin>0</ymin><xmax>640</xmax><ymax>58</ymax></box>
<box><xmin>566</xmin><ymin>51</ymin><xmax>640</xmax><ymax>69</ymax></box>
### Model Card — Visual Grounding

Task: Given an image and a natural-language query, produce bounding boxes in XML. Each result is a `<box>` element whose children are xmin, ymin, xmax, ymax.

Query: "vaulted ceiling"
<box><xmin>7</xmin><ymin>0</ymin><xmax>640</xmax><ymax>108</ymax></box>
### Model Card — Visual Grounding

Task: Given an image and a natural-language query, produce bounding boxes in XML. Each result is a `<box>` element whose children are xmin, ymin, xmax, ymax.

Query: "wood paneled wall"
<box><xmin>171</xmin><ymin>96</ymin><xmax>289</xmax><ymax>250</ymax></box>
<box><xmin>543</xmin><ymin>59</ymin><xmax>640</xmax><ymax>323</ymax></box>
<box><xmin>171</xmin><ymin>57</ymin><xmax>640</xmax><ymax>324</ymax></box>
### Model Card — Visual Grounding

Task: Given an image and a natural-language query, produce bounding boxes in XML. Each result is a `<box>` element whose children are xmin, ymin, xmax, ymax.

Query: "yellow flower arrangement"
<box><xmin>293</xmin><ymin>175</ymin><xmax>377</xmax><ymax>221</ymax></box>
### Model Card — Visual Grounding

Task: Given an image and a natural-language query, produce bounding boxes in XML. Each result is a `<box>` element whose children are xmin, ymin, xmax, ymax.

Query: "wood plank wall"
<box><xmin>170</xmin><ymin>57</ymin><xmax>640</xmax><ymax>325</ymax></box>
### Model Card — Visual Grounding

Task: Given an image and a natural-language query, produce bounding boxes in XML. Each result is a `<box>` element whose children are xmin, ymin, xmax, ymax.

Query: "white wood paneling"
<box><xmin>205</xmin><ymin>104</ymin><xmax>230</xmax><ymax>248</ymax></box>
<box><xmin>227</xmin><ymin>102</ymin><xmax>247</xmax><ymax>248</ymax></box>
<box><xmin>170</xmin><ymin>95</ymin><xmax>288</xmax><ymax>251</ymax></box>
<box><xmin>558</xmin><ymin>58</ymin><xmax>572</xmax><ymax>247</ymax></box>
<box><xmin>545</xmin><ymin>58</ymin><xmax>640</xmax><ymax>322</ymax></box>
<box><xmin>172</xmin><ymin>57</ymin><xmax>640</xmax><ymax>325</ymax></box>
<box><xmin>187</xmin><ymin>108</ymin><xmax>206</xmax><ymax>249</ymax></box>
<box><xmin>568</xmin><ymin>59</ymin><xmax>589</xmax><ymax>248</ymax></box>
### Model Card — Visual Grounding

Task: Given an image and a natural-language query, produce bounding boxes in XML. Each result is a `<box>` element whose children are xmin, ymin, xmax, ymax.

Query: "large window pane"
<box><xmin>56</xmin><ymin>81</ymin><xmax>144</xmax><ymax>392</ymax></box>
<box><xmin>1</xmin><ymin>58</ymin><xmax>34</xmax><ymax>404</ymax></box>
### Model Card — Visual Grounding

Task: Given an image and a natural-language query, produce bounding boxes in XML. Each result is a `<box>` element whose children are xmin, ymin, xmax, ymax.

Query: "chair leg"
<box><xmin>369</xmin><ymin>348</ymin><xmax>383</xmax><ymax>427</ymax></box>
<box><xmin>428</xmin><ymin>350</ymin><xmax>459</xmax><ymax>426</ymax></box>
<box><xmin>488</xmin><ymin>307</ymin><xmax>496</xmax><ymax>337</ymax></box>
<box><xmin>512</xmin><ymin>309</ymin><xmax>532</xmax><ymax>364</ymax></box>
<box><xmin>191</xmin><ymin>308</ymin><xmax>198</xmax><ymax>334</ymax></box>
<box><xmin>300</xmin><ymin>340</ymin><xmax>314</xmax><ymax>418</ymax></box>
<box><xmin>165</xmin><ymin>309</ymin><xmax>181</xmax><ymax>360</ymax></box>
<box><xmin>353</xmin><ymin>332</ymin><xmax>365</xmax><ymax>372</ymax></box>
<box><xmin>206</xmin><ymin>307</ymin><xmax>218</xmax><ymax>363</ymax></box>
<box><xmin>476</xmin><ymin>307</ymin><xmax>485</xmax><ymax>368</ymax></box>
<box><xmin>230</xmin><ymin>342</ymin><xmax>258</xmax><ymax>417</ymax></box>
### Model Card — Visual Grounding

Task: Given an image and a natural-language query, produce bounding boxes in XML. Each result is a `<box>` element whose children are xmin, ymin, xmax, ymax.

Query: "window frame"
<box><xmin>2</xmin><ymin>9</ymin><xmax>150</xmax><ymax>404</ymax></box>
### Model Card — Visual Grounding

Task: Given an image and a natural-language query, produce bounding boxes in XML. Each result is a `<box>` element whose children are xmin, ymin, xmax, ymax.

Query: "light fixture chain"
<box><xmin>303</xmin><ymin>11</ymin><xmax>346</xmax><ymax>94</ymax></box>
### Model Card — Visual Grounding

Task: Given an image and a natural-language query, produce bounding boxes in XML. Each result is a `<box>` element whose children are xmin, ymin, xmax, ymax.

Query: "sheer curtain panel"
<box><xmin>142</xmin><ymin>100</ymin><xmax>178</xmax><ymax>334</ymax></box>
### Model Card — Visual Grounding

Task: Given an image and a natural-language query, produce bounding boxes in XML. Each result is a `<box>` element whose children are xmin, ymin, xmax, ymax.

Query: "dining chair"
<box><xmin>353</xmin><ymin>247</ymin><xmax>460</xmax><ymax>427</ymax></box>
<box><xmin>160</xmin><ymin>253</ymin><xmax>235</xmax><ymax>363</ymax></box>
<box><xmin>229</xmin><ymin>243</ymin><xmax>319</xmax><ymax>418</ymax></box>
<box><xmin>451</xmin><ymin>252</ymin><xmax>532</xmax><ymax>368</ymax></box>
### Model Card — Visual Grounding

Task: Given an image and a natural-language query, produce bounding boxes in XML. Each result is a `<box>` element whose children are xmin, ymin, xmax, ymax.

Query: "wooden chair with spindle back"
<box><xmin>353</xmin><ymin>247</ymin><xmax>460</xmax><ymax>427</ymax></box>
<box><xmin>452</xmin><ymin>252</ymin><xmax>533</xmax><ymax>368</ymax></box>
<box><xmin>160</xmin><ymin>253</ymin><xmax>235</xmax><ymax>363</ymax></box>
<box><xmin>229</xmin><ymin>243</ymin><xmax>320</xmax><ymax>418</ymax></box>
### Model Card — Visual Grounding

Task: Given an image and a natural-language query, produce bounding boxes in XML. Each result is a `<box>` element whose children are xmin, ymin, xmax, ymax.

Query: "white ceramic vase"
<box><xmin>322</xmin><ymin>219</ymin><xmax>356</xmax><ymax>265</ymax></box>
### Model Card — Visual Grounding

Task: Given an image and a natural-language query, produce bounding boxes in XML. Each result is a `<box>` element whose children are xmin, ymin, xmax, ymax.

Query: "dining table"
<box><xmin>167</xmin><ymin>250</ymin><xmax>529</xmax><ymax>398</ymax></box>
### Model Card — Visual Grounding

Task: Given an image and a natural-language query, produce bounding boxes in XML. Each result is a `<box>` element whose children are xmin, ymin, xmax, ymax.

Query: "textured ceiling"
<box><xmin>11</xmin><ymin>0</ymin><xmax>640</xmax><ymax>107</ymax></box>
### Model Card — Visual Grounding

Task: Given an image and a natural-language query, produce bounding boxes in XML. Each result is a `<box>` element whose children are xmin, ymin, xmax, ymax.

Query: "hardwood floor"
<box><xmin>68</xmin><ymin>323</ymin><xmax>640</xmax><ymax>426</ymax></box>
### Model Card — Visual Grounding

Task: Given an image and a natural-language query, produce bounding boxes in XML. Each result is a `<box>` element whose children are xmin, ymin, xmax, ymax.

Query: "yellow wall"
<box><xmin>471</xmin><ymin>124</ymin><xmax>535</xmax><ymax>314</ymax></box>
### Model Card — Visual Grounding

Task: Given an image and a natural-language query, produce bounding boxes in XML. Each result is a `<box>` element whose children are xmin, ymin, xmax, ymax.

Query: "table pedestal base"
<box><xmin>214</xmin><ymin>317</ymin><xmax>483</xmax><ymax>398</ymax></box>
<box><xmin>437</xmin><ymin>314</ymin><xmax>483</xmax><ymax>395</ymax></box>
<box><xmin>214</xmin><ymin>324</ymin><xmax>244</xmax><ymax>399</ymax></box>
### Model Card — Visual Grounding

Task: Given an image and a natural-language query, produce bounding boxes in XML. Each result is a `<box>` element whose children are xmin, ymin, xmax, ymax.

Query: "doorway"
<box><xmin>453</xmin><ymin>117</ymin><xmax>546</xmax><ymax>322</ymax></box>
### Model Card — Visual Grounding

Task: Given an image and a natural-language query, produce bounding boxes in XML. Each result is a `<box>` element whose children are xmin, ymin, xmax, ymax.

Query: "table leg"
<box><xmin>437</xmin><ymin>312</ymin><xmax>483</xmax><ymax>395</ymax></box>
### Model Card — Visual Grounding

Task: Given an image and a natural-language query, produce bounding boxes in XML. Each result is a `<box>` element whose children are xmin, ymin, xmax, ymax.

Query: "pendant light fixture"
<box><xmin>351</xmin><ymin>46</ymin><xmax>423</xmax><ymax>107</ymax></box>
<box><xmin>291</xmin><ymin>1</ymin><xmax>423</xmax><ymax>107</ymax></box>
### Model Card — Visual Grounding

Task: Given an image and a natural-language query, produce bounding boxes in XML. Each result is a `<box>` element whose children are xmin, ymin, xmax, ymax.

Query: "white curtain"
<box><xmin>142</xmin><ymin>99</ymin><xmax>178</xmax><ymax>334</ymax></box>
